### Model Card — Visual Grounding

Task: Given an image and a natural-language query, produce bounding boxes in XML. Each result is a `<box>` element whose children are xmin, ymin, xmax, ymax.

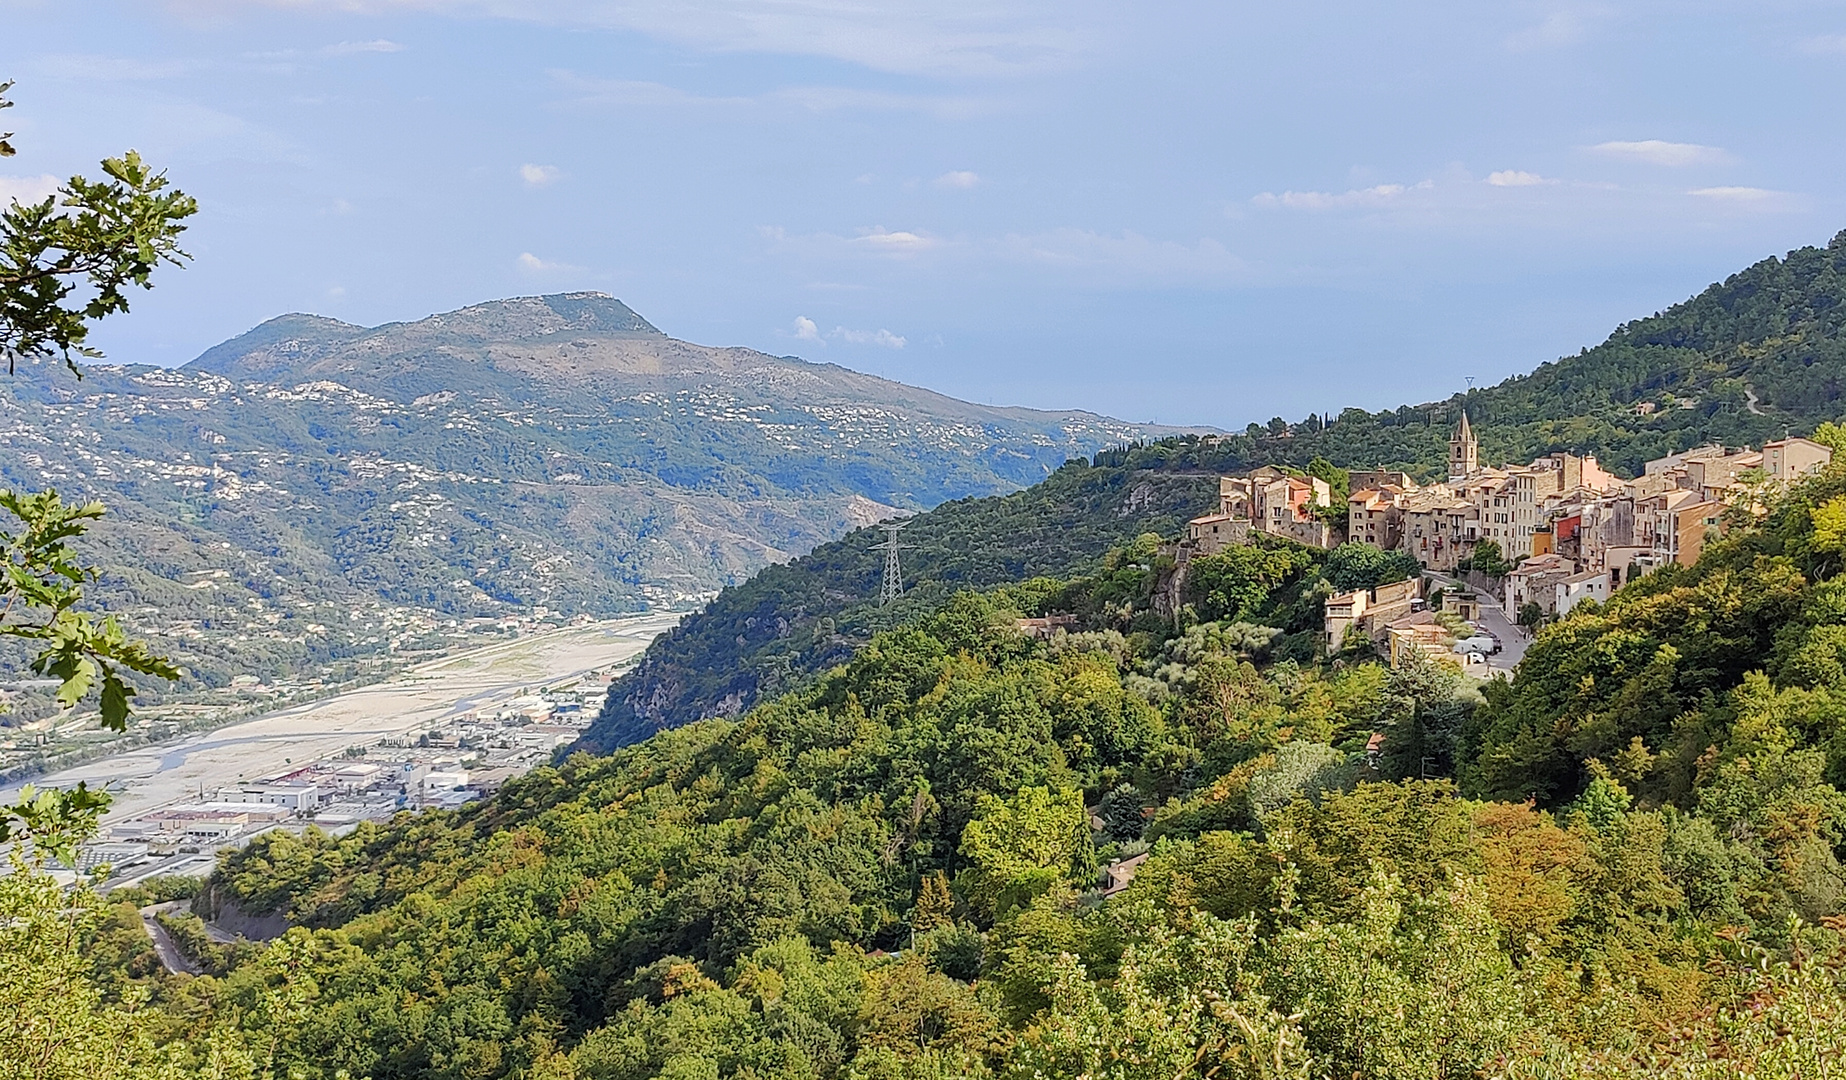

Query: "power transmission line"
<box><xmin>875</xmin><ymin>522</ymin><xmax>906</xmax><ymax>605</ymax></box>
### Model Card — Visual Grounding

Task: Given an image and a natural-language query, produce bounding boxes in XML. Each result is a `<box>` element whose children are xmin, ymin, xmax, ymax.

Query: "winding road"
<box><xmin>140</xmin><ymin>901</ymin><xmax>202</xmax><ymax>976</ymax></box>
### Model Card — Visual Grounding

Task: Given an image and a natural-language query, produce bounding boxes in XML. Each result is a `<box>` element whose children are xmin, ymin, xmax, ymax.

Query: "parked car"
<box><xmin>1454</xmin><ymin>634</ymin><xmax>1497</xmax><ymax>655</ymax></box>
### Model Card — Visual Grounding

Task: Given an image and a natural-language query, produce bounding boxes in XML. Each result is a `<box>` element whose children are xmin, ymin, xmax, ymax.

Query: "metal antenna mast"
<box><xmin>875</xmin><ymin>521</ymin><xmax>906</xmax><ymax>605</ymax></box>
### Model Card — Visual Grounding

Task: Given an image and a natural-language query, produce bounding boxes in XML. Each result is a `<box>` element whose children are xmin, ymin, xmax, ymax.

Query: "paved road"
<box><xmin>1472</xmin><ymin>597</ymin><xmax>1530</xmax><ymax>674</ymax></box>
<box><xmin>140</xmin><ymin>900</ymin><xmax>202</xmax><ymax>976</ymax></box>
<box><xmin>1427</xmin><ymin>573</ymin><xmax>1529</xmax><ymax>676</ymax></box>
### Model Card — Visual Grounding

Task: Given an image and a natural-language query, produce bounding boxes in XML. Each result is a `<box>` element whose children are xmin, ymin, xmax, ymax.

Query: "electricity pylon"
<box><xmin>875</xmin><ymin>521</ymin><xmax>906</xmax><ymax>605</ymax></box>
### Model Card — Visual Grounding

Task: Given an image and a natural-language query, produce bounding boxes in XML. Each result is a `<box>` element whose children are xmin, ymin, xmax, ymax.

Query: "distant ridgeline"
<box><xmin>0</xmin><ymin>292</ymin><xmax>1184</xmax><ymax>698</ymax></box>
<box><xmin>573</xmin><ymin>457</ymin><xmax>1218</xmax><ymax>752</ymax></box>
<box><xmin>1146</xmin><ymin>229</ymin><xmax>1846</xmax><ymax>481</ymax></box>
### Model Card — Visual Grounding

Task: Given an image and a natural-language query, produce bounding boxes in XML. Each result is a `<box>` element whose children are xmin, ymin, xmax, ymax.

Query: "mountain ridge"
<box><xmin>0</xmin><ymin>294</ymin><xmax>1187</xmax><ymax>710</ymax></box>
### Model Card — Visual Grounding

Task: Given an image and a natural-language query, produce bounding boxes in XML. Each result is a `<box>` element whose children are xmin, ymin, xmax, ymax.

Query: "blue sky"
<box><xmin>6</xmin><ymin>1</ymin><xmax>1846</xmax><ymax>427</ymax></box>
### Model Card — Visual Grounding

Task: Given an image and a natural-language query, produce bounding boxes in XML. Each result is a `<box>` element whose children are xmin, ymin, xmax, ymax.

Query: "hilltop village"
<box><xmin>1179</xmin><ymin>413</ymin><xmax>1835</xmax><ymax>666</ymax></box>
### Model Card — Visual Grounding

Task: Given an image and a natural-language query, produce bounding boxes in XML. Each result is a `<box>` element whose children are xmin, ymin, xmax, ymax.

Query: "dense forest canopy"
<box><xmin>575</xmin><ymin>461</ymin><xmax>1216</xmax><ymax>752</ymax></box>
<box><xmin>11</xmin><ymin>456</ymin><xmax>1816</xmax><ymax>1078</ymax></box>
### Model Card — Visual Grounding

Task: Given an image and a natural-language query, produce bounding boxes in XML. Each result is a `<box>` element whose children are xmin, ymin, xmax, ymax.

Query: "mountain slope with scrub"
<box><xmin>0</xmin><ymin>293</ymin><xmax>1182</xmax><ymax>702</ymax></box>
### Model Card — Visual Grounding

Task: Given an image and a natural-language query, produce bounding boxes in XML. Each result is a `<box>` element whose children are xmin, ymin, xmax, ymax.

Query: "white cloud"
<box><xmin>1799</xmin><ymin>34</ymin><xmax>1846</xmax><ymax>54</ymax></box>
<box><xmin>792</xmin><ymin>315</ymin><xmax>822</xmax><ymax>342</ymax></box>
<box><xmin>1486</xmin><ymin>170</ymin><xmax>1554</xmax><ymax>187</ymax></box>
<box><xmin>833</xmin><ymin>326</ymin><xmax>906</xmax><ymax>348</ymax></box>
<box><xmin>1250</xmin><ymin>181</ymin><xmax>1431</xmax><ymax>209</ymax></box>
<box><xmin>516</xmin><ymin>251</ymin><xmax>581</xmax><ymax>272</ymax></box>
<box><xmin>1506</xmin><ymin>9</ymin><xmax>1590</xmax><ymax>51</ymax></box>
<box><xmin>201</xmin><ymin>0</ymin><xmax>1099</xmax><ymax>78</ymax></box>
<box><xmin>936</xmin><ymin>170</ymin><xmax>980</xmax><ymax>189</ymax></box>
<box><xmin>324</xmin><ymin>39</ymin><xmax>406</xmax><ymax>55</ymax></box>
<box><xmin>1591</xmin><ymin>140</ymin><xmax>1729</xmax><ymax>167</ymax></box>
<box><xmin>519</xmin><ymin>163</ymin><xmax>562</xmax><ymax>186</ymax></box>
<box><xmin>1688</xmin><ymin>186</ymin><xmax>1784</xmax><ymax>202</ymax></box>
<box><xmin>853</xmin><ymin>228</ymin><xmax>939</xmax><ymax>252</ymax></box>
<box><xmin>0</xmin><ymin>174</ymin><xmax>60</xmax><ymax>206</ymax></box>
<box><xmin>764</xmin><ymin>222</ymin><xmax>1243</xmax><ymax>285</ymax></box>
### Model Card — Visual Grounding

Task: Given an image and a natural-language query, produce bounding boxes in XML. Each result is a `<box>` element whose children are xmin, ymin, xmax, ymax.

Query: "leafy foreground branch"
<box><xmin>0</xmin><ymin>81</ymin><xmax>197</xmax><ymax>375</ymax></box>
<box><xmin>0</xmin><ymin>77</ymin><xmax>189</xmax><ymax>857</ymax></box>
<box><xmin>0</xmin><ymin>489</ymin><xmax>181</xmax><ymax>860</ymax></box>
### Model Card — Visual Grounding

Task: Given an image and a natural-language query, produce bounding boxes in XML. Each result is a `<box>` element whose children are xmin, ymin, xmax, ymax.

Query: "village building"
<box><xmin>1184</xmin><ymin>467</ymin><xmax>1335</xmax><ymax>556</ymax></box>
<box><xmin>1555</xmin><ymin>567</ymin><xmax>1613</xmax><ymax>617</ymax></box>
<box><xmin>1764</xmin><ymin>436</ymin><xmax>1834</xmax><ymax>482</ymax></box>
<box><xmin>1503</xmin><ymin>552</ymin><xmax>1575</xmax><ymax>619</ymax></box>
<box><xmin>1383</xmin><ymin>610</ymin><xmax>1456</xmax><ymax>668</ymax></box>
<box><xmin>1347</xmin><ymin>486</ymin><xmax>1408</xmax><ymax>549</ymax></box>
<box><xmin>1324</xmin><ymin>578</ymin><xmax>1422</xmax><ymax>652</ymax></box>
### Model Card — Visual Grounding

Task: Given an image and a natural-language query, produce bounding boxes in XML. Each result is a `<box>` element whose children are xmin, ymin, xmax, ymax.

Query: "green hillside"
<box><xmin>1151</xmin><ymin>229</ymin><xmax>1846</xmax><ymax>480</ymax></box>
<box><xmin>575</xmin><ymin>230</ymin><xmax>1846</xmax><ymax>755</ymax></box>
<box><xmin>22</xmin><ymin>230</ymin><xmax>1846</xmax><ymax>1080</ymax></box>
<box><xmin>135</xmin><ymin>458</ymin><xmax>1846</xmax><ymax>1079</ymax></box>
<box><xmin>575</xmin><ymin>459</ymin><xmax>1217</xmax><ymax>752</ymax></box>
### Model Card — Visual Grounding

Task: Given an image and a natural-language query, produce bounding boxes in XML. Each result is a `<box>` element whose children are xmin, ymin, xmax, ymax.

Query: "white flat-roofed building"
<box><xmin>215</xmin><ymin>783</ymin><xmax>330</xmax><ymax>812</ymax></box>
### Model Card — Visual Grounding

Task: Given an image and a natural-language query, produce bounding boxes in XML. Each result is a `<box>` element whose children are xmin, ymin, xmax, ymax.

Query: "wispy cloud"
<box><xmin>1486</xmin><ymin>170</ymin><xmax>1554</xmax><ymax>187</ymax></box>
<box><xmin>519</xmin><ymin>163</ymin><xmax>562</xmax><ymax>187</ymax></box>
<box><xmin>201</xmin><ymin>0</ymin><xmax>1099</xmax><ymax>78</ymax></box>
<box><xmin>1506</xmin><ymin>8</ymin><xmax>1594</xmax><ymax>51</ymax></box>
<box><xmin>1687</xmin><ymin>186</ymin><xmax>1794</xmax><ymax>209</ymax></box>
<box><xmin>1689</xmin><ymin>186</ymin><xmax>1775</xmax><ymax>200</ymax></box>
<box><xmin>833</xmin><ymin>326</ymin><xmax>906</xmax><ymax>348</ymax></box>
<box><xmin>853</xmin><ymin>228</ymin><xmax>940</xmax><ymax>253</ymax></box>
<box><xmin>792</xmin><ymin>315</ymin><xmax>822</xmax><ymax>342</ymax></box>
<box><xmin>762</xmin><ymin>223</ymin><xmax>1245</xmax><ymax>285</ymax></box>
<box><xmin>1251</xmin><ymin>181</ymin><xmax>1431</xmax><ymax>210</ymax></box>
<box><xmin>0</xmin><ymin>175</ymin><xmax>60</xmax><ymax>206</ymax></box>
<box><xmin>1591</xmin><ymin>140</ymin><xmax>1729</xmax><ymax>167</ymax></box>
<box><xmin>516</xmin><ymin>251</ymin><xmax>582</xmax><ymax>273</ymax></box>
<box><xmin>936</xmin><ymin>170</ymin><xmax>980</xmax><ymax>189</ymax></box>
<box><xmin>324</xmin><ymin>39</ymin><xmax>406</xmax><ymax>55</ymax></box>
<box><xmin>1798</xmin><ymin>34</ymin><xmax>1846</xmax><ymax>54</ymax></box>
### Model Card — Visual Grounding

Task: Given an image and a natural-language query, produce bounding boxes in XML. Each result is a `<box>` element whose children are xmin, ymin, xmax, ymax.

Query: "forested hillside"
<box><xmin>574</xmin><ymin>457</ymin><xmax>1217</xmax><ymax>751</ymax></box>
<box><xmin>76</xmin><ymin>456</ymin><xmax>1846</xmax><ymax>1078</ymax></box>
<box><xmin>577</xmin><ymin>229</ymin><xmax>1846</xmax><ymax>756</ymax></box>
<box><xmin>1140</xmin><ymin>229</ymin><xmax>1846</xmax><ymax>480</ymax></box>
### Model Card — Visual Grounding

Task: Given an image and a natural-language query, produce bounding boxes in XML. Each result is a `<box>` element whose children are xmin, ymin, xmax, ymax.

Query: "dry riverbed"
<box><xmin>1</xmin><ymin>612</ymin><xmax>678</xmax><ymax>825</ymax></box>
